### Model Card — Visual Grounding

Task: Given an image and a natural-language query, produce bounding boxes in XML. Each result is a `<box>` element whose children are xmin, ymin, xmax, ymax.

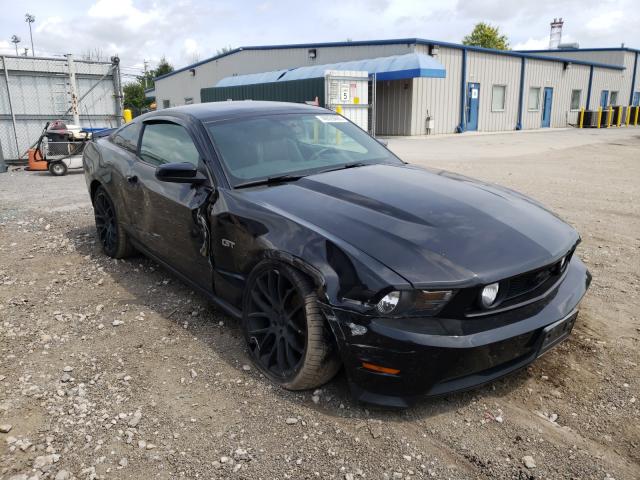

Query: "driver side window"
<box><xmin>139</xmin><ymin>122</ymin><xmax>200</xmax><ymax>167</ymax></box>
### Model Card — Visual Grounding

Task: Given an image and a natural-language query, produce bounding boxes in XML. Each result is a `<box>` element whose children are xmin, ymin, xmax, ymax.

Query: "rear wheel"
<box><xmin>93</xmin><ymin>186</ymin><xmax>134</xmax><ymax>258</ymax></box>
<box><xmin>242</xmin><ymin>261</ymin><xmax>340</xmax><ymax>390</ymax></box>
<box><xmin>49</xmin><ymin>161</ymin><xmax>67</xmax><ymax>176</ymax></box>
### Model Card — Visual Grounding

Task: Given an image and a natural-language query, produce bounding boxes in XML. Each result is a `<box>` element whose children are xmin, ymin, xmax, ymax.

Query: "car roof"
<box><xmin>142</xmin><ymin>101</ymin><xmax>329</xmax><ymax>123</ymax></box>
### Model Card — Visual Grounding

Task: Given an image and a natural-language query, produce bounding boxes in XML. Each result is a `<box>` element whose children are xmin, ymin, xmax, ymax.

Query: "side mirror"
<box><xmin>155</xmin><ymin>162</ymin><xmax>206</xmax><ymax>184</ymax></box>
<box><xmin>376</xmin><ymin>137</ymin><xmax>388</xmax><ymax>147</ymax></box>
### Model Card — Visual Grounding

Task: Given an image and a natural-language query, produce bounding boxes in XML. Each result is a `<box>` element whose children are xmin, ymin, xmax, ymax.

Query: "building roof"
<box><xmin>215</xmin><ymin>52</ymin><xmax>446</xmax><ymax>87</ymax></box>
<box><xmin>155</xmin><ymin>38</ymin><xmax>629</xmax><ymax>83</ymax></box>
<box><xmin>518</xmin><ymin>47</ymin><xmax>640</xmax><ymax>54</ymax></box>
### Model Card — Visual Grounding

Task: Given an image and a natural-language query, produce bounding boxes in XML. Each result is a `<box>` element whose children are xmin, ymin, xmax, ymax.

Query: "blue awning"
<box><xmin>215</xmin><ymin>52</ymin><xmax>446</xmax><ymax>87</ymax></box>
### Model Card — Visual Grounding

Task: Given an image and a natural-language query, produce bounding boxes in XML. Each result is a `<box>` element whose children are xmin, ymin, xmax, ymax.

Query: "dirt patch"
<box><xmin>1</xmin><ymin>128</ymin><xmax>639</xmax><ymax>479</ymax></box>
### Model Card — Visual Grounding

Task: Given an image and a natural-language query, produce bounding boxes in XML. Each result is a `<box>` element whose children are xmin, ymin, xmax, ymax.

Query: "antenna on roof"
<box><xmin>549</xmin><ymin>18</ymin><xmax>564</xmax><ymax>50</ymax></box>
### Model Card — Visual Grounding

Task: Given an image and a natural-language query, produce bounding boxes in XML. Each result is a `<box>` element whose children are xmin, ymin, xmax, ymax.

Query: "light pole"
<box><xmin>10</xmin><ymin>35</ymin><xmax>21</xmax><ymax>55</ymax></box>
<box><xmin>25</xmin><ymin>14</ymin><xmax>35</xmax><ymax>56</ymax></box>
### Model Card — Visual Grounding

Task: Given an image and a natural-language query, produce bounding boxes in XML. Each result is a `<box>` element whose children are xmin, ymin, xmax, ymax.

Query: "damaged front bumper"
<box><xmin>322</xmin><ymin>257</ymin><xmax>592</xmax><ymax>408</ymax></box>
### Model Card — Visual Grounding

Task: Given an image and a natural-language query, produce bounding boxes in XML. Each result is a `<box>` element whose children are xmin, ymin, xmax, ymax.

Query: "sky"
<box><xmin>1</xmin><ymin>0</ymin><xmax>638</xmax><ymax>81</ymax></box>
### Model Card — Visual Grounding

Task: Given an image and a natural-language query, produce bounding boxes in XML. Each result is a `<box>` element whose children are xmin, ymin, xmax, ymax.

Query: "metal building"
<box><xmin>519</xmin><ymin>47</ymin><xmax>640</xmax><ymax>108</ymax></box>
<box><xmin>0</xmin><ymin>54</ymin><xmax>123</xmax><ymax>162</ymax></box>
<box><xmin>153</xmin><ymin>38</ymin><xmax>638</xmax><ymax>136</ymax></box>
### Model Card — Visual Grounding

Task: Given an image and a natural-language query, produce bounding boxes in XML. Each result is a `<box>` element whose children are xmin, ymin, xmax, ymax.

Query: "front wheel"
<box><xmin>242</xmin><ymin>261</ymin><xmax>340</xmax><ymax>390</ymax></box>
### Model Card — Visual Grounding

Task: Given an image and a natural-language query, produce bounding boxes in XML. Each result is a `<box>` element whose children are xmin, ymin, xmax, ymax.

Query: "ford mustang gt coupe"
<box><xmin>83</xmin><ymin>101</ymin><xmax>591</xmax><ymax>407</ymax></box>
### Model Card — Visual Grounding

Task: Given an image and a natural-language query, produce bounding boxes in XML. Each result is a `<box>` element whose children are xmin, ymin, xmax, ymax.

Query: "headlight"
<box><xmin>413</xmin><ymin>290</ymin><xmax>453</xmax><ymax>315</ymax></box>
<box><xmin>481</xmin><ymin>282</ymin><xmax>500</xmax><ymax>308</ymax></box>
<box><xmin>375</xmin><ymin>290</ymin><xmax>453</xmax><ymax>316</ymax></box>
<box><xmin>376</xmin><ymin>291</ymin><xmax>401</xmax><ymax>314</ymax></box>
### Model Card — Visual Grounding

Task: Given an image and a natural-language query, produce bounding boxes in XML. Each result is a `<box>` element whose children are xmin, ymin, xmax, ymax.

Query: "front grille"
<box><xmin>495</xmin><ymin>248</ymin><xmax>574</xmax><ymax>308</ymax></box>
<box><xmin>446</xmin><ymin>248</ymin><xmax>576</xmax><ymax>319</ymax></box>
<box><xmin>504</xmin><ymin>257</ymin><xmax>567</xmax><ymax>301</ymax></box>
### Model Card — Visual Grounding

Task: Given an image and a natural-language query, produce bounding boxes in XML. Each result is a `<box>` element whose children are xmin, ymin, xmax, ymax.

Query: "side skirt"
<box><xmin>129</xmin><ymin>238</ymin><xmax>242</xmax><ymax>320</ymax></box>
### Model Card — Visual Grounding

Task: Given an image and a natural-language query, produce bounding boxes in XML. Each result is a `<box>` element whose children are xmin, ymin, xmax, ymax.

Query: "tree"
<box><xmin>216</xmin><ymin>46</ymin><xmax>234</xmax><ymax>56</ymax></box>
<box><xmin>138</xmin><ymin>56</ymin><xmax>175</xmax><ymax>90</ymax></box>
<box><xmin>154</xmin><ymin>56</ymin><xmax>174</xmax><ymax>77</ymax></box>
<box><xmin>462</xmin><ymin>22</ymin><xmax>510</xmax><ymax>50</ymax></box>
<box><xmin>123</xmin><ymin>81</ymin><xmax>151</xmax><ymax>115</ymax></box>
<box><xmin>81</xmin><ymin>48</ymin><xmax>106</xmax><ymax>62</ymax></box>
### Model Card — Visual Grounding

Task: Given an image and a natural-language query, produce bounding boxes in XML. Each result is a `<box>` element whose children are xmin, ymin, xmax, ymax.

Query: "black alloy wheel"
<box><xmin>246</xmin><ymin>267</ymin><xmax>307</xmax><ymax>377</ymax></box>
<box><xmin>242</xmin><ymin>261</ymin><xmax>340</xmax><ymax>390</ymax></box>
<box><xmin>94</xmin><ymin>189</ymin><xmax>117</xmax><ymax>256</ymax></box>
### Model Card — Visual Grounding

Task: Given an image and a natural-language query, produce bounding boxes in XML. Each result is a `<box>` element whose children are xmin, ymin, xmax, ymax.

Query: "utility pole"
<box><xmin>111</xmin><ymin>56</ymin><xmax>123</xmax><ymax>126</ymax></box>
<box><xmin>25</xmin><ymin>14</ymin><xmax>35</xmax><ymax>56</ymax></box>
<box><xmin>10</xmin><ymin>35</ymin><xmax>20</xmax><ymax>56</ymax></box>
<box><xmin>143</xmin><ymin>60</ymin><xmax>149</xmax><ymax>89</ymax></box>
<box><xmin>66</xmin><ymin>54</ymin><xmax>81</xmax><ymax>125</ymax></box>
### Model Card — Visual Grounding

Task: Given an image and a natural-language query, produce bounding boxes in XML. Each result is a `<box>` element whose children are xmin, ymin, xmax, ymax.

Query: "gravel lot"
<box><xmin>1</xmin><ymin>127</ymin><xmax>639</xmax><ymax>480</ymax></box>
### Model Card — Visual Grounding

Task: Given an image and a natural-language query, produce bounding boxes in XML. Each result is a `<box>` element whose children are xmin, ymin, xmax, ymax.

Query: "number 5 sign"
<box><xmin>340</xmin><ymin>85</ymin><xmax>350</xmax><ymax>103</ymax></box>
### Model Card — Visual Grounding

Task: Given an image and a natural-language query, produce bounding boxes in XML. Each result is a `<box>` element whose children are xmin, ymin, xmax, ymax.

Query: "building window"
<box><xmin>528</xmin><ymin>87</ymin><xmax>541</xmax><ymax>111</ymax></box>
<box><xmin>162</xmin><ymin>99</ymin><xmax>170</xmax><ymax>109</ymax></box>
<box><xmin>610</xmin><ymin>91</ymin><xmax>618</xmax><ymax>106</ymax></box>
<box><xmin>570</xmin><ymin>90</ymin><xmax>581</xmax><ymax>111</ymax></box>
<box><xmin>184</xmin><ymin>97</ymin><xmax>193</xmax><ymax>105</ymax></box>
<box><xmin>492</xmin><ymin>85</ymin><xmax>506</xmax><ymax>112</ymax></box>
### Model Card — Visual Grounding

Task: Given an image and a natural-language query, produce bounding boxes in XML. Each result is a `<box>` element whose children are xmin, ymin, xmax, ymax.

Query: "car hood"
<box><xmin>238</xmin><ymin>164</ymin><xmax>579</xmax><ymax>286</ymax></box>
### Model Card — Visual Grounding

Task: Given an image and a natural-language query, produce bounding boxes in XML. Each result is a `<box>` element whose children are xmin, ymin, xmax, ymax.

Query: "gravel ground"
<box><xmin>0</xmin><ymin>127</ymin><xmax>639</xmax><ymax>480</ymax></box>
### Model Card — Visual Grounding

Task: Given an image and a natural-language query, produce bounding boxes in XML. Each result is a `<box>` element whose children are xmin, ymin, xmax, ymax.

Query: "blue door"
<box><xmin>466</xmin><ymin>82</ymin><xmax>480</xmax><ymax>131</ymax></box>
<box><xmin>633</xmin><ymin>92</ymin><xmax>640</xmax><ymax>106</ymax></box>
<box><xmin>541</xmin><ymin>87</ymin><xmax>553</xmax><ymax>128</ymax></box>
<box><xmin>600</xmin><ymin>90</ymin><xmax>609</xmax><ymax>108</ymax></box>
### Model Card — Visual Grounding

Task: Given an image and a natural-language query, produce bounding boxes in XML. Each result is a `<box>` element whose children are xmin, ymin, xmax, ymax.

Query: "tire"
<box><xmin>242</xmin><ymin>260</ymin><xmax>340</xmax><ymax>390</ymax></box>
<box><xmin>49</xmin><ymin>161</ymin><xmax>67</xmax><ymax>176</ymax></box>
<box><xmin>92</xmin><ymin>186</ymin><xmax>135</xmax><ymax>259</ymax></box>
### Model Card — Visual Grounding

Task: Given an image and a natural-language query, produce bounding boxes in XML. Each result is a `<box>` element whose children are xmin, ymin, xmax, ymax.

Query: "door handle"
<box><xmin>126</xmin><ymin>175</ymin><xmax>138</xmax><ymax>184</ymax></box>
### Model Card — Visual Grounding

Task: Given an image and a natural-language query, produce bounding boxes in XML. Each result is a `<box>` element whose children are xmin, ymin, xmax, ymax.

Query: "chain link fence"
<box><xmin>0</xmin><ymin>54</ymin><xmax>122</xmax><ymax>164</ymax></box>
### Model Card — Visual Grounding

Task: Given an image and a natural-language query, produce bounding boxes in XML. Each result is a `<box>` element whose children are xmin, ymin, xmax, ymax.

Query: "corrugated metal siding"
<box><xmin>201</xmin><ymin>77</ymin><xmax>325</xmax><ymax>104</ymax></box>
<box><xmin>375</xmin><ymin>80</ymin><xmax>412</xmax><ymax>135</ymax></box>
<box><xmin>590</xmin><ymin>68</ymin><xmax>626</xmax><ymax>109</ymax></box>
<box><xmin>410</xmin><ymin>46</ymin><xmax>461</xmax><ymax>134</ymax></box>
<box><xmin>156</xmin><ymin>43</ymin><xmax>414</xmax><ymax>108</ymax></box>
<box><xmin>521</xmin><ymin>59</ymin><xmax>591</xmax><ymax>129</ymax></box>
<box><xmin>467</xmin><ymin>51</ymin><xmax>521</xmax><ymax>132</ymax></box>
<box><xmin>634</xmin><ymin>53</ymin><xmax>640</xmax><ymax>101</ymax></box>
<box><xmin>527</xmin><ymin>50</ymin><xmax>635</xmax><ymax>107</ymax></box>
<box><xmin>527</xmin><ymin>50</ymin><xmax>627</xmax><ymax>67</ymax></box>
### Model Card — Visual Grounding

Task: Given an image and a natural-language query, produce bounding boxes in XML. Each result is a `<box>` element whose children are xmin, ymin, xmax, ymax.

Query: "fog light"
<box><xmin>376</xmin><ymin>291</ymin><xmax>400</xmax><ymax>314</ymax></box>
<box><xmin>481</xmin><ymin>282</ymin><xmax>500</xmax><ymax>308</ymax></box>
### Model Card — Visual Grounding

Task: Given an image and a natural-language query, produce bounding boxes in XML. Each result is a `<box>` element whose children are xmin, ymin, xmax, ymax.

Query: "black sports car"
<box><xmin>83</xmin><ymin>101</ymin><xmax>591</xmax><ymax>407</ymax></box>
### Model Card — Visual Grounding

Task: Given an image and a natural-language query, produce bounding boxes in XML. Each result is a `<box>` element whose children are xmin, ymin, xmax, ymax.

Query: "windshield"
<box><xmin>206</xmin><ymin>113</ymin><xmax>402</xmax><ymax>187</ymax></box>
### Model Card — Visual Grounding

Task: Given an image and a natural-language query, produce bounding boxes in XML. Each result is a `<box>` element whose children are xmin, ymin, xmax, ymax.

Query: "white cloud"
<box><xmin>513</xmin><ymin>37</ymin><xmax>550</xmax><ymax>51</ymax></box>
<box><xmin>0</xmin><ymin>40</ymin><xmax>15</xmax><ymax>56</ymax></box>
<box><xmin>585</xmin><ymin>11</ymin><xmax>624</xmax><ymax>31</ymax></box>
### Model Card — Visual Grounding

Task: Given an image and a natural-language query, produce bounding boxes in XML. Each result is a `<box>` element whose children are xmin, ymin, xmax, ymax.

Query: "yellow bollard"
<box><xmin>597</xmin><ymin>107</ymin><xmax>602</xmax><ymax>128</ymax></box>
<box><xmin>123</xmin><ymin>109</ymin><xmax>133</xmax><ymax>123</ymax></box>
<box><xmin>626</xmin><ymin>106</ymin><xmax>631</xmax><ymax>126</ymax></box>
<box><xmin>617</xmin><ymin>107</ymin><xmax>622</xmax><ymax>127</ymax></box>
<box><xmin>607</xmin><ymin>106</ymin><xmax>613</xmax><ymax>127</ymax></box>
<box><xmin>579</xmin><ymin>108</ymin><xmax>585</xmax><ymax>128</ymax></box>
<box><xmin>635</xmin><ymin>106</ymin><xmax>639</xmax><ymax>126</ymax></box>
